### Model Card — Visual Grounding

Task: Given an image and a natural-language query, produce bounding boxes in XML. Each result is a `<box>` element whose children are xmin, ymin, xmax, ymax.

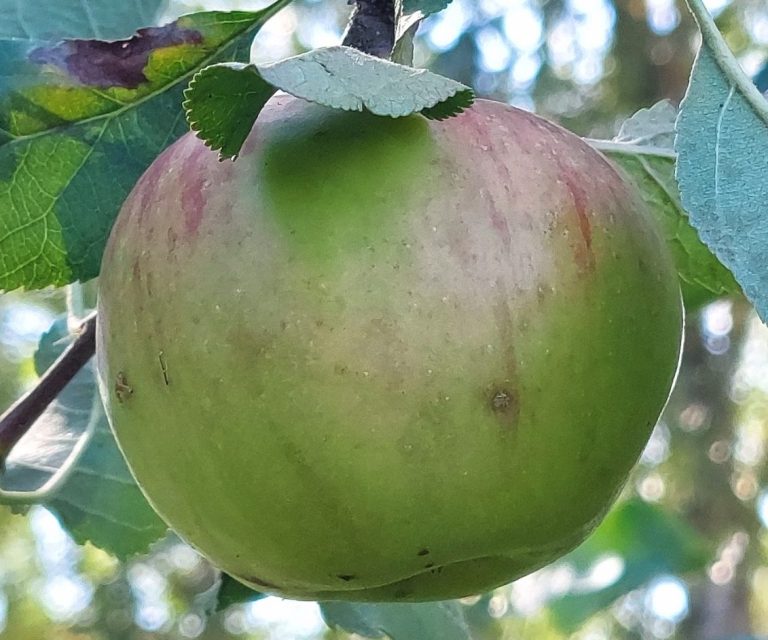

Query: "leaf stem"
<box><xmin>586</xmin><ymin>138</ymin><xmax>677</xmax><ymax>160</ymax></box>
<box><xmin>684</xmin><ymin>0</ymin><xmax>768</xmax><ymax>124</ymax></box>
<box><xmin>342</xmin><ymin>0</ymin><xmax>396</xmax><ymax>58</ymax></box>
<box><xmin>0</xmin><ymin>313</ymin><xmax>97</xmax><ymax>467</ymax></box>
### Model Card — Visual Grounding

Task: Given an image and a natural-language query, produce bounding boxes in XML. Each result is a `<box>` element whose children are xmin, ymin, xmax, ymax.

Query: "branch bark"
<box><xmin>342</xmin><ymin>0</ymin><xmax>396</xmax><ymax>58</ymax></box>
<box><xmin>0</xmin><ymin>312</ymin><xmax>97</xmax><ymax>466</ymax></box>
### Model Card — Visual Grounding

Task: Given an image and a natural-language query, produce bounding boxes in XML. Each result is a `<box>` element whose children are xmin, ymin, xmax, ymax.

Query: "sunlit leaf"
<box><xmin>257</xmin><ymin>46</ymin><xmax>473</xmax><ymax>117</ymax></box>
<box><xmin>675</xmin><ymin>0</ymin><xmax>768</xmax><ymax>320</ymax></box>
<box><xmin>185</xmin><ymin>46</ymin><xmax>473</xmax><ymax>159</ymax></box>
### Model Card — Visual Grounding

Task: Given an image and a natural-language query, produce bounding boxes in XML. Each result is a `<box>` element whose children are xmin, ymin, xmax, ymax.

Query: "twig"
<box><xmin>0</xmin><ymin>312</ymin><xmax>97</xmax><ymax>465</ymax></box>
<box><xmin>342</xmin><ymin>0</ymin><xmax>396</xmax><ymax>58</ymax></box>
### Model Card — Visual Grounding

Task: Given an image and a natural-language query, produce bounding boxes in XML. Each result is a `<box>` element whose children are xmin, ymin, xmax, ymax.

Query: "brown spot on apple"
<box><xmin>158</xmin><ymin>351</ymin><xmax>169</xmax><ymax>386</ymax></box>
<box><xmin>490</xmin><ymin>388</ymin><xmax>519</xmax><ymax>429</ymax></box>
<box><xmin>115</xmin><ymin>372</ymin><xmax>133</xmax><ymax>403</ymax></box>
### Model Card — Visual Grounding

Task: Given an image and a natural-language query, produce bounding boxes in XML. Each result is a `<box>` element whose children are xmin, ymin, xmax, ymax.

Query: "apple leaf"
<box><xmin>675</xmin><ymin>0</ymin><xmax>768</xmax><ymax>321</ymax></box>
<box><xmin>214</xmin><ymin>574</ymin><xmax>266</xmax><ymax>611</ymax></box>
<box><xmin>184</xmin><ymin>63</ymin><xmax>276</xmax><ymax>159</ymax></box>
<box><xmin>0</xmin><ymin>0</ymin><xmax>167</xmax><ymax>40</ymax></box>
<box><xmin>258</xmin><ymin>46</ymin><xmax>474</xmax><ymax>118</ymax></box>
<box><xmin>614</xmin><ymin>99</ymin><xmax>677</xmax><ymax>148</ymax></box>
<box><xmin>185</xmin><ymin>46</ymin><xmax>473</xmax><ymax>159</ymax></box>
<box><xmin>321</xmin><ymin>601</ymin><xmax>471</xmax><ymax>640</ymax></box>
<box><xmin>420</xmin><ymin>89</ymin><xmax>475</xmax><ymax>120</ymax></box>
<box><xmin>402</xmin><ymin>0</ymin><xmax>451</xmax><ymax>17</ymax></box>
<box><xmin>547</xmin><ymin>499</ymin><xmax>710</xmax><ymax>633</ymax></box>
<box><xmin>0</xmin><ymin>316</ymin><xmax>167</xmax><ymax>559</ymax></box>
<box><xmin>589</xmin><ymin>101</ymin><xmax>739</xmax><ymax>309</ymax></box>
<box><xmin>0</xmin><ymin>2</ymin><xmax>291</xmax><ymax>293</ymax></box>
<box><xmin>391</xmin><ymin>14</ymin><xmax>420</xmax><ymax>66</ymax></box>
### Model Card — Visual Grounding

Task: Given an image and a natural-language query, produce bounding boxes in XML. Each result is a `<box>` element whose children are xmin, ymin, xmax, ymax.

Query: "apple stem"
<box><xmin>342</xmin><ymin>0</ymin><xmax>396</xmax><ymax>58</ymax></box>
<box><xmin>0</xmin><ymin>312</ymin><xmax>97</xmax><ymax>469</ymax></box>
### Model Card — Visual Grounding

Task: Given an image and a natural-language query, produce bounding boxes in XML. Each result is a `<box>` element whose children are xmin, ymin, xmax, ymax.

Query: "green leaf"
<box><xmin>184</xmin><ymin>63</ymin><xmax>276</xmax><ymax>159</ymax></box>
<box><xmin>0</xmin><ymin>2</ymin><xmax>291</xmax><ymax>292</ymax></box>
<box><xmin>258</xmin><ymin>46</ymin><xmax>474</xmax><ymax>117</ymax></box>
<box><xmin>0</xmin><ymin>0</ymin><xmax>167</xmax><ymax>40</ymax></box>
<box><xmin>402</xmin><ymin>0</ymin><xmax>451</xmax><ymax>17</ymax></box>
<box><xmin>185</xmin><ymin>46</ymin><xmax>473</xmax><ymax>159</ymax></box>
<box><xmin>547</xmin><ymin>499</ymin><xmax>710</xmax><ymax>633</ymax></box>
<box><xmin>214</xmin><ymin>573</ymin><xmax>266</xmax><ymax>611</ymax></box>
<box><xmin>613</xmin><ymin>99</ymin><xmax>677</xmax><ymax>148</ymax></box>
<box><xmin>589</xmin><ymin>101</ymin><xmax>739</xmax><ymax>310</ymax></box>
<box><xmin>321</xmin><ymin>601</ymin><xmax>471</xmax><ymax>640</ymax></box>
<box><xmin>675</xmin><ymin>0</ymin><xmax>768</xmax><ymax>320</ymax></box>
<box><xmin>1</xmin><ymin>316</ymin><xmax>167</xmax><ymax>558</ymax></box>
<box><xmin>391</xmin><ymin>13</ymin><xmax>421</xmax><ymax>66</ymax></box>
<box><xmin>420</xmin><ymin>89</ymin><xmax>474</xmax><ymax>120</ymax></box>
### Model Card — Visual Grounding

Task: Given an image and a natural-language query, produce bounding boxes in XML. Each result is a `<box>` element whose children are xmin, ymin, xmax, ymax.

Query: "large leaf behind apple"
<box><xmin>0</xmin><ymin>3</ymin><xmax>290</xmax><ymax>292</ymax></box>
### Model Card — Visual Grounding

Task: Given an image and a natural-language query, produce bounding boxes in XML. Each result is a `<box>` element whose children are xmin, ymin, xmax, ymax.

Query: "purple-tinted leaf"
<box><xmin>30</xmin><ymin>25</ymin><xmax>204</xmax><ymax>89</ymax></box>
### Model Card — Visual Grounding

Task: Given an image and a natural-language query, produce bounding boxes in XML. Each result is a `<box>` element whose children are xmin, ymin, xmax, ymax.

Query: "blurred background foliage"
<box><xmin>2</xmin><ymin>0</ymin><xmax>768</xmax><ymax>638</ymax></box>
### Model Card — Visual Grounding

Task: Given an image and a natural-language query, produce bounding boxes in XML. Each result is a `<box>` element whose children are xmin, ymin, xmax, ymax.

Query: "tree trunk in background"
<box><xmin>610</xmin><ymin>0</ymin><xmax>695</xmax><ymax>112</ymax></box>
<box><xmin>534</xmin><ymin>0</ymin><xmax>696</xmax><ymax>136</ymax></box>
<box><xmin>671</xmin><ymin>301</ymin><xmax>755</xmax><ymax>639</ymax></box>
<box><xmin>688</xmin><ymin>580</ymin><xmax>751</xmax><ymax>640</ymax></box>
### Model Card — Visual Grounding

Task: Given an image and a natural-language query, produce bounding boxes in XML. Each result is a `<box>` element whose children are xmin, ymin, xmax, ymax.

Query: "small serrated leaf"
<box><xmin>421</xmin><ymin>88</ymin><xmax>474</xmax><ymax>120</ymax></box>
<box><xmin>184</xmin><ymin>62</ymin><xmax>275</xmax><ymax>159</ymax></box>
<box><xmin>186</xmin><ymin>46</ymin><xmax>474</xmax><ymax>159</ymax></box>
<box><xmin>258</xmin><ymin>46</ymin><xmax>474</xmax><ymax>118</ymax></box>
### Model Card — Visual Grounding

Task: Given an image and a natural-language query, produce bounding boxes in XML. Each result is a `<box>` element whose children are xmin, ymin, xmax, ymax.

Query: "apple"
<box><xmin>96</xmin><ymin>94</ymin><xmax>683</xmax><ymax>601</ymax></box>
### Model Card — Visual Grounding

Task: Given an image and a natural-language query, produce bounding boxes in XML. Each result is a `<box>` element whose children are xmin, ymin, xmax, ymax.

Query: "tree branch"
<box><xmin>342</xmin><ymin>0</ymin><xmax>396</xmax><ymax>58</ymax></box>
<box><xmin>0</xmin><ymin>312</ymin><xmax>97</xmax><ymax>466</ymax></box>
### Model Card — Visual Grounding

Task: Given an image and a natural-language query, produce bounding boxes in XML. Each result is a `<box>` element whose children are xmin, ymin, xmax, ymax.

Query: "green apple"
<box><xmin>96</xmin><ymin>95</ymin><xmax>683</xmax><ymax>601</ymax></box>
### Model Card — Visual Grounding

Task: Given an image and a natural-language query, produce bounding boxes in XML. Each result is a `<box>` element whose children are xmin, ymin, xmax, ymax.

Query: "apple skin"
<box><xmin>96</xmin><ymin>95</ymin><xmax>683</xmax><ymax>602</ymax></box>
